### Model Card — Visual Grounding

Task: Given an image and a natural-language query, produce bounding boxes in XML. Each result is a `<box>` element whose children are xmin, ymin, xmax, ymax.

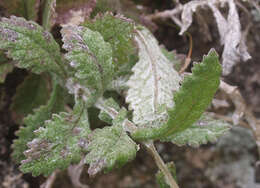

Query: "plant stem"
<box><xmin>145</xmin><ymin>142</ymin><xmax>179</xmax><ymax>188</ymax></box>
<box><xmin>42</xmin><ymin>0</ymin><xmax>56</xmax><ymax>31</ymax></box>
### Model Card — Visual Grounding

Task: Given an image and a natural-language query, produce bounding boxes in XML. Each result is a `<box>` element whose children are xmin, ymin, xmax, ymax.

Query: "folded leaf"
<box><xmin>98</xmin><ymin>98</ymin><xmax>120</xmax><ymax>124</ymax></box>
<box><xmin>61</xmin><ymin>25</ymin><xmax>114</xmax><ymax>106</ymax></box>
<box><xmin>132</xmin><ymin>49</ymin><xmax>221</xmax><ymax>140</ymax></box>
<box><xmin>11</xmin><ymin>74</ymin><xmax>49</xmax><ymax>122</ymax></box>
<box><xmin>126</xmin><ymin>27</ymin><xmax>181</xmax><ymax>128</ymax></box>
<box><xmin>12</xmin><ymin>82</ymin><xmax>65</xmax><ymax>162</ymax></box>
<box><xmin>162</xmin><ymin>114</ymin><xmax>231</xmax><ymax>147</ymax></box>
<box><xmin>84</xmin><ymin>13</ymin><xmax>136</xmax><ymax>70</ymax></box>
<box><xmin>85</xmin><ymin>108</ymin><xmax>138</xmax><ymax>176</ymax></box>
<box><xmin>20</xmin><ymin>101</ymin><xmax>90</xmax><ymax>176</ymax></box>
<box><xmin>0</xmin><ymin>16</ymin><xmax>65</xmax><ymax>76</ymax></box>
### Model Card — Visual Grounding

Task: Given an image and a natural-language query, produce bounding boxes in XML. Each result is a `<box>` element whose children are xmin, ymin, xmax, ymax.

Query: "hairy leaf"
<box><xmin>61</xmin><ymin>25</ymin><xmax>114</xmax><ymax>106</ymax></box>
<box><xmin>156</xmin><ymin>162</ymin><xmax>177</xmax><ymax>188</ymax></box>
<box><xmin>85</xmin><ymin>108</ymin><xmax>138</xmax><ymax>176</ymax></box>
<box><xmin>20</xmin><ymin>101</ymin><xmax>90</xmax><ymax>176</ymax></box>
<box><xmin>0</xmin><ymin>16</ymin><xmax>65</xmax><ymax>76</ymax></box>
<box><xmin>12</xmin><ymin>83</ymin><xmax>65</xmax><ymax>162</ymax></box>
<box><xmin>132</xmin><ymin>49</ymin><xmax>221</xmax><ymax>140</ymax></box>
<box><xmin>162</xmin><ymin>114</ymin><xmax>231</xmax><ymax>147</ymax></box>
<box><xmin>11</xmin><ymin>74</ymin><xmax>49</xmax><ymax>122</ymax></box>
<box><xmin>126</xmin><ymin>27</ymin><xmax>181</xmax><ymax>128</ymax></box>
<box><xmin>84</xmin><ymin>13</ymin><xmax>136</xmax><ymax>70</ymax></box>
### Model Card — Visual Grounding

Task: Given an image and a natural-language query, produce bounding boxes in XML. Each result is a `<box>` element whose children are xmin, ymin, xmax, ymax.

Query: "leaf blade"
<box><xmin>85</xmin><ymin>108</ymin><xmax>138</xmax><ymax>175</ymax></box>
<box><xmin>0</xmin><ymin>16</ymin><xmax>64</xmax><ymax>76</ymax></box>
<box><xmin>20</xmin><ymin>101</ymin><xmax>90</xmax><ymax>176</ymax></box>
<box><xmin>61</xmin><ymin>25</ymin><xmax>114</xmax><ymax>106</ymax></box>
<box><xmin>126</xmin><ymin>27</ymin><xmax>181</xmax><ymax>128</ymax></box>
<box><xmin>132</xmin><ymin>49</ymin><xmax>222</xmax><ymax>140</ymax></box>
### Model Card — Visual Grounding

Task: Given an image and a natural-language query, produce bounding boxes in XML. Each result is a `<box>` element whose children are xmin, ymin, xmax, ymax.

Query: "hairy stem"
<box><xmin>145</xmin><ymin>142</ymin><xmax>179</xmax><ymax>188</ymax></box>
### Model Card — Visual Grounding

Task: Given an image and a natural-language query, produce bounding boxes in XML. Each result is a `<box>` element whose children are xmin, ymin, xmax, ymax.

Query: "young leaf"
<box><xmin>126</xmin><ymin>27</ymin><xmax>181</xmax><ymax>128</ymax></box>
<box><xmin>162</xmin><ymin>114</ymin><xmax>231</xmax><ymax>147</ymax></box>
<box><xmin>61</xmin><ymin>25</ymin><xmax>114</xmax><ymax>106</ymax></box>
<box><xmin>20</xmin><ymin>101</ymin><xmax>90</xmax><ymax>176</ymax></box>
<box><xmin>132</xmin><ymin>49</ymin><xmax>222</xmax><ymax>140</ymax></box>
<box><xmin>0</xmin><ymin>16</ymin><xmax>65</xmax><ymax>76</ymax></box>
<box><xmin>83</xmin><ymin>13</ymin><xmax>136</xmax><ymax>70</ymax></box>
<box><xmin>85</xmin><ymin>108</ymin><xmax>138</xmax><ymax>176</ymax></box>
<box><xmin>11</xmin><ymin>74</ymin><xmax>49</xmax><ymax>122</ymax></box>
<box><xmin>12</xmin><ymin>82</ymin><xmax>65</xmax><ymax>162</ymax></box>
<box><xmin>98</xmin><ymin>98</ymin><xmax>120</xmax><ymax>124</ymax></box>
<box><xmin>156</xmin><ymin>162</ymin><xmax>177</xmax><ymax>188</ymax></box>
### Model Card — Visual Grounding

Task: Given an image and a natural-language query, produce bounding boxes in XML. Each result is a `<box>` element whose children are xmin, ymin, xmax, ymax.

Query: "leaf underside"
<box><xmin>126</xmin><ymin>27</ymin><xmax>181</xmax><ymax>128</ymax></box>
<box><xmin>132</xmin><ymin>49</ymin><xmax>222</xmax><ymax>141</ymax></box>
<box><xmin>162</xmin><ymin>114</ymin><xmax>231</xmax><ymax>147</ymax></box>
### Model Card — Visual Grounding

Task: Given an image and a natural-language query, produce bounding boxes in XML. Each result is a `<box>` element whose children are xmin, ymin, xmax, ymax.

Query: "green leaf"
<box><xmin>132</xmin><ymin>49</ymin><xmax>222</xmax><ymax>140</ymax></box>
<box><xmin>0</xmin><ymin>16</ymin><xmax>65</xmax><ymax>76</ymax></box>
<box><xmin>83</xmin><ymin>13</ymin><xmax>136</xmax><ymax>70</ymax></box>
<box><xmin>20</xmin><ymin>101</ymin><xmax>90</xmax><ymax>176</ymax></box>
<box><xmin>126</xmin><ymin>27</ymin><xmax>181</xmax><ymax>128</ymax></box>
<box><xmin>12</xmin><ymin>82</ymin><xmax>65</xmax><ymax>162</ymax></box>
<box><xmin>61</xmin><ymin>25</ymin><xmax>114</xmax><ymax>106</ymax></box>
<box><xmin>156</xmin><ymin>162</ymin><xmax>177</xmax><ymax>188</ymax></box>
<box><xmin>162</xmin><ymin>114</ymin><xmax>231</xmax><ymax>147</ymax></box>
<box><xmin>85</xmin><ymin>108</ymin><xmax>138</xmax><ymax>175</ymax></box>
<box><xmin>11</xmin><ymin>74</ymin><xmax>49</xmax><ymax>122</ymax></box>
